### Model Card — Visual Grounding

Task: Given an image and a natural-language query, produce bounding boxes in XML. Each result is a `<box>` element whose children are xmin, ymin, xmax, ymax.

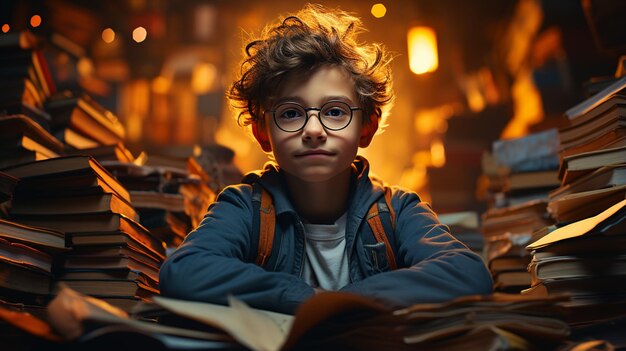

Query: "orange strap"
<box><xmin>256</xmin><ymin>188</ymin><xmax>275</xmax><ymax>267</ymax></box>
<box><xmin>367</xmin><ymin>187</ymin><xmax>397</xmax><ymax>270</ymax></box>
<box><xmin>384</xmin><ymin>186</ymin><xmax>395</xmax><ymax>230</ymax></box>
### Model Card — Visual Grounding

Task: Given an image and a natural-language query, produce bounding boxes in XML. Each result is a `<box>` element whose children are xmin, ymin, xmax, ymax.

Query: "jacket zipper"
<box><xmin>295</xmin><ymin>215</ymin><xmax>306</xmax><ymax>278</ymax></box>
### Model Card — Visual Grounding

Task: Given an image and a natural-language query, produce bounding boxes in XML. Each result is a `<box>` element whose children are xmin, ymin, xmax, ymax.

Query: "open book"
<box><xmin>47</xmin><ymin>286</ymin><xmax>388</xmax><ymax>351</ymax></box>
<box><xmin>46</xmin><ymin>286</ymin><xmax>573</xmax><ymax>351</ymax></box>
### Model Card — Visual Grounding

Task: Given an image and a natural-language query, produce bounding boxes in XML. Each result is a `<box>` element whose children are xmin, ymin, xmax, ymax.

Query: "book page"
<box><xmin>527</xmin><ymin>199</ymin><xmax>626</xmax><ymax>250</ymax></box>
<box><xmin>152</xmin><ymin>295</ymin><xmax>293</xmax><ymax>351</ymax></box>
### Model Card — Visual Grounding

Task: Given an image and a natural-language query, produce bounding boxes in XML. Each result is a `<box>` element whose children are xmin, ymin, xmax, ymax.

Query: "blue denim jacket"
<box><xmin>159</xmin><ymin>157</ymin><xmax>493</xmax><ymax>314</ymax></box>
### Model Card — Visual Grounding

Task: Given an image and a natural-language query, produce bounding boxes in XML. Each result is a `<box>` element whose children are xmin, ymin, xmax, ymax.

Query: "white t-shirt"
<box><xmin>300</xmin><ymin>213</ymin><xmax>350</xmax><ymax>291</ymax></box>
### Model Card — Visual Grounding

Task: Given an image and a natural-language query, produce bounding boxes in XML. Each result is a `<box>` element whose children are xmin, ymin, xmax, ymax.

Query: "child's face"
<box><xmin>255</xmin><ymin>66</ymin><xmax>375</xmax><ymax>183</ymax></box>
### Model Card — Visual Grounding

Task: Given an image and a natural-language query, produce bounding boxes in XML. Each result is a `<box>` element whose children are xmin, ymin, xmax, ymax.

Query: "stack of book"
<box><xmin>524</xmin><ymin>200</ymin><xmax>626</xmax><ymax>325</ymax></box>
<box><xmin>1</xmin><ymin>170</ymin><xmax>66</xmax><ymax>309</ymax></box>
<box><xmin>521</xmin><ymin>76</ymin><xmax>626</xmax><ymax>325</ymax></box>
<box><xmin>491</xmin><ymin>128</ymin><xmax>561</xmax><ymax>206</ymax></box>
<box><xmin>46</xmin><ymin>91</ymin><xmax>126</xmax><ymax>150</ymax></box>
<box><xmin>481</xmin><ymin>200</ymin><xmax>554</xmax><ymax>293</ymax></box>
<box><xmin>549</xmin><ymin>76</ymin><xmax>626</xmax><ymax>224</ymax></box>
<box><xmin>3</xmin><ymin>156</ymin><xmax>165</xmax><ymax>312</ymax></box>
<box><xmin>0</xmin><ymin>218</ymin><xmax>67</xmax><ymax>308</ymax></box>
<box><xmin>102</xmin><ymin>153</ymin><xmax>215</xmax><ymax>249</ymax></box>
<box><xmin>479</xmin><ymin>130</ymin><xmax>560</xmax><ymax>293</ymax></box>
<box><xmin>0</xmin><ymin>30</ymin><xmax>55</xmax><ymax>131</ymax></box>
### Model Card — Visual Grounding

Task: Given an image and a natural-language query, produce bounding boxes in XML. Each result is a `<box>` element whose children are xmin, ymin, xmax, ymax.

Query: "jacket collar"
<box><xmin>243</xmin><ymin>156</ymin><xmax>385</xmax><ymax>219</ymax></box>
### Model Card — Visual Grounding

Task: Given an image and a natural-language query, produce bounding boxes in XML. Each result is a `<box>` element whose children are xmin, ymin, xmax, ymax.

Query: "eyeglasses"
<box><xmin>269</xmin><ymin>100</ymin><xmax>363</xmax><ymax>133</ymax></box>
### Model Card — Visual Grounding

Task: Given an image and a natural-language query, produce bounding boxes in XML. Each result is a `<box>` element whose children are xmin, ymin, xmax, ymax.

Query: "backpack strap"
<box><xmin>256</xmin><ymin>187</ymin><xmax>276</xmax><ymax>267</ymax></box>
<box><xmin>366</xmin><ymin>186</ymin><xmax>397</xmax><ymax>270</ymax></box>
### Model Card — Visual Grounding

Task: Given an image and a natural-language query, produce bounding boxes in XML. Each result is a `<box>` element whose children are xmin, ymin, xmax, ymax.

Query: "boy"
<box><xmin>159</xmin><ymin>4</ymin><xmax>493</xmax><ymax>314</ymax></box>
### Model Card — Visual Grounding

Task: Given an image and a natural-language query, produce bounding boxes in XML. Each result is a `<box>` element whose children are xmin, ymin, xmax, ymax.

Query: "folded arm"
<box><xmin>159</xmin><ymin>186</ymin><xmax>314</xmax><ymax>314</ymax></box>
<box><xmin>341</xmin><ymin>190</ymin><xmax>493</xmax><ymax>306</ymax></box>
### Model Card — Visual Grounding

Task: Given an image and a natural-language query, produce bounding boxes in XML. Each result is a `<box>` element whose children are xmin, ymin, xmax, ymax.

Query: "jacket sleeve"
<box><xmin>340</xmin><ymin>189</ymin><xmax>493</xmax><ymax>307</ymax></box>
<box><xmin>159</xmin><ymin>185</ymin><xmax>315</xmax><ymax>314</ymax></box>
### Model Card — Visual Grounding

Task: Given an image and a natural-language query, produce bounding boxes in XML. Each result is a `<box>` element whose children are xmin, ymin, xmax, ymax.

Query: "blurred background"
<box><xmin>1</xmin><ymin>0</ymin><xmax>624</xmax><ymax>214</ymax></box>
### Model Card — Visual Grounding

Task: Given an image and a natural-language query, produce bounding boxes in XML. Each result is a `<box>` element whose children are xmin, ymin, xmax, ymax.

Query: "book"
<box><xmin>58</xmin><ymin>269</ymin><xmax>157</xmax><ymax>287</ymax></box>
<box><xmin>549</xmin><ymin>164</ymin><xmax>626</xmax><ymax>201</ymax></box>
<box><xmin>54</xmin><ymin>127</ymin><xmax>100</xmax><ymax>150</ymax></box>
<box><xmin>0</xmin><ymin>102</ymin><xmax>52</xmax><ymax>130</ymax></box>
<box><xmin>129</xmin><ymin>191</ymin><xmax>185</xmax><ymax>212</ymax></box>
<box><xmin>13</xmin><ymin>170</ymin><xmax>130</xmax><ymax>204</ymax></box>
<box><xmin>63</xmin><ymin>254</ymin><xmax>160</xmax><ymax>283</ymax></box>
<box><xmin>69</xmin><ymin>231</ymin><xmax>165</xmax><ymax>262</ymax></box>
<box><xmin>54</xmin><ymin>279</ymin><xmax>158</xmax><ymax>299</ymax></box>
<box><xmin>64</xmin><ymin>142</ymin><xmax>134</xmax><ymax>162</ymax></box>
<box><xmin>547</xmin><ymin>185</ymin><xmax>626</xmax><ymax>223</ymax></box>
<box><xmin>10</xmin><ymin>192</ymin><xmax>138</xmax><ymax>222</ymax></box>
<box><xmin>68</xmin><ymin>245</ymin><xmax>163</xmax><ymax>267</ymax></box>
<box><xmin>492</xmin><ymin>270</ymin><xmax>532</xmax><ymax>292</ymax></box>
<box><xmin>507</xmin><ymin>170</ymin><xmax>560</xmax><ymax>191</ymax></box>
<box><xmin>3</xmin><ymin>156</ymin><xmax>130</xmax><ymax>203</ymax></box>
<box><xmin>0</xmin><ymin>258</ymin><xmax>52</xmax><ymax>295</ymax></box>
<box><xmin>46</xmin><ymin>92</ymin><xmax>125</xmax><ymax>146</ymax></box>
<box><xmin>559</xmin><ymin>127</ymin><xmax>626</xmax><ymax>159</ymax></box>
<box><xmin>0</xmin><ymin>115</ymin><xmax>64</xmax><ymax>157</ymax></box>
<box><xmin>564</xmin><ymin>93</ymin><xmax>626</xmax><ymax>127</ymax></box>
<box><xmin>528</xmin><ymin>199</ymin><xmax>626</xmax><ymax>250</ymax></box>
<box><xmin>565</xmin><ymin>75</ymin><xmax>626</xmax><ymax>122</ymax></box>
<box><xmin>560</xmin><ymin>146</ymin><xmax>626</xmax><ymax>183</ymax></box>
<box><xmin>530</xmin><ymin>235</ymin><xmax>626</xmax><ymax>256</ymax></box>
<box><xmin>492</xmin><ymin>129</ymin><xmax>560</xmax><ymax>173</ymax></box>
<box><xmin>481</xmin><ymin>200</ymin><xmax>551</xmax><ymax>237</ymax></box>
<box><xmin>14</xmin><ymin>213</ymin><xmax>165</xmax><ymax>258</ymax></box>
<box><xmin>529</xmin><ymin>253</ymin><xmax>626</xmax><ymax>285</ymax></box>
<box><xmin>522</xmin><ymin>275</ymin><xmax>626</xmax><ymax>297</ymax></box>
<box><xmin>0</xmin><ymin>149</ymin><xmax>54</xmax><ymax>170</ymax></box>
<box><xmin>0</xmin><ymin>219</ymin><xmax>66</xmax><ymax>252</ymax></box>
<box><xmin>0</xmin><ymin>236</ymin><xmax>52</xmax><ymax>273</ymax></box>
<box><xmin>558</xmin><ymin>106</ymin><xmax>625</xmax><ymax>146</ymax></box>
<box><xmin>488</xmin><ymin>256</ymin><xmax>531</xmax><ymax>274</ymax></box>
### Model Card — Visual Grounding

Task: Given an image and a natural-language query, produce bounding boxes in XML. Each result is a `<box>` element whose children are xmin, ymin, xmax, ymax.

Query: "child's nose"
<box><xmin>301</xmin><ymin>113</ymin><xmax>327</xmax><ymax>140</ymax></box>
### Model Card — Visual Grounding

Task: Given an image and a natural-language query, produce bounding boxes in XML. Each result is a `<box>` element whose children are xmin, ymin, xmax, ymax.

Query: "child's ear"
<box><xmin>359</xmin><ymin>114</ymin><xmax>379</xmax><ymax>147</ymax></box>
<box><xmin>252</xmin><ymin>121</ymin><xmax>272</xmax><ymax>152</ymax></box>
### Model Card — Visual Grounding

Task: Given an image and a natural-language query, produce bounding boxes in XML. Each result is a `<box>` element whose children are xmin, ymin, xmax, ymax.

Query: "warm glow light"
<box><xmin>407</xmin><ymin>26</ymin><xmax>438</xmax><ymax>75</ymax></box>
<box><xmin>465</xmin><ymin>75</ymin><xmax>486</xmax><ymax>113</ymax></box>
<box><xmin>77</xmin><ymin>58</ymin><xmax>94</xmax><ymax>77</ymax></box>
<box><xmin>102</xmin><ymin>28</ymin><xmax>115</xmax><ymax>43</ymax></box>
<box><xmin>1</xmin><ymin>24</ymin><xmax>9</xmax><ymax>33</ymax></box>
<box><xmin>191</xmin><ymin>62</ymin><xmax>217</xmax><ymax>94</ymax></box>
<box><xmin>501</xmin><ymin>67</ymin><xmax>543</xmax><ymax>138</ymax></box>
<box><xmin>132</xmin><ymin>26</ymin><xmax>147</xmax><ymax>43</ymax></box>
<box><xmin>414</xmin><ymin>106</ymin><xmax>452</xmax><ymax>135</ymax></box>
<box><xmin>430</xmin><ymin>140</ymin><xmax>446</xmax><ymax>168</ymax></box>
<box><xmin>371</xmin><ymin>4</ymin><xmax>387</xmax><ymax>18</ymax></box>
<box><xmin>30</xmin><ymin>15</ymin><xmax>42</xmax><ymax>28</ymax></box>
<box><xmin>152</xmin><ymin>76</ymin><xmax>171</xmax><ymax>94</ymax></box>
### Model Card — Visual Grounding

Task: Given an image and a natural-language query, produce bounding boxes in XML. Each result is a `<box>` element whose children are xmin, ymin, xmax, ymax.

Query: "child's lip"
<box><xmin>296</xmin><ymin>150</ymin><xmax>335</xmax><ymax>157</ymax></box>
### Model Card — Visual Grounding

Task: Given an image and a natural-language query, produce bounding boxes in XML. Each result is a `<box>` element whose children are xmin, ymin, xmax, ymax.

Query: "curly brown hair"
<box><xmin>227</xmin><ymin>4</ymin><xmax>394</xmax><ymax>130</ymax></box>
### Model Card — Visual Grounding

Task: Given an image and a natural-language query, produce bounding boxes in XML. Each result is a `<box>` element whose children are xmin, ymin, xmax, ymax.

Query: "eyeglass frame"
<box><xmin>268</xmin><ymin>100</ymin><xmax>364</xmax><ymax>133</ymax></box>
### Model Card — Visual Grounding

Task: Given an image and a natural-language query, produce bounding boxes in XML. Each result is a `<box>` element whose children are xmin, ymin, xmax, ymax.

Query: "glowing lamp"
<box><xmin>407</xmin><ymin>26</ymin><xmax>438</xmax><ymax>75</ymax></box>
